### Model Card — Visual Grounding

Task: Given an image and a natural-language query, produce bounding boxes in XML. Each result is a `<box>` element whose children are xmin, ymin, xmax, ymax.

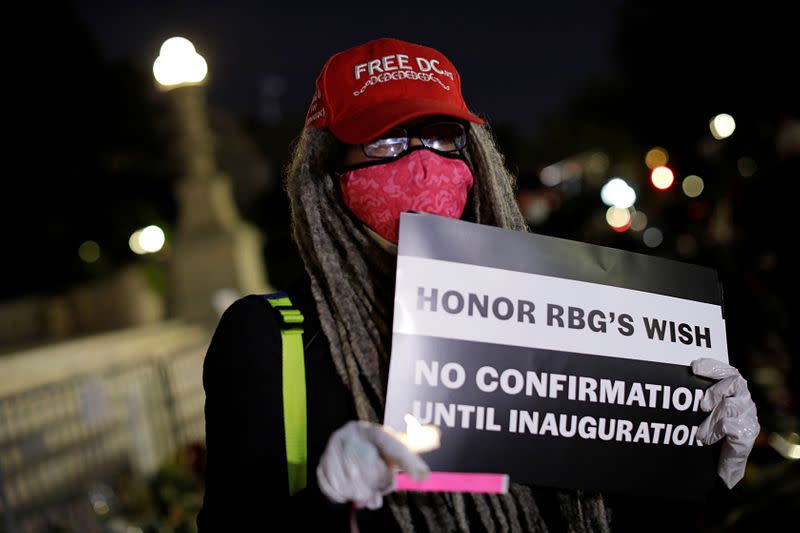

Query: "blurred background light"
<box><xmin>606</xmin><ymin>206</ymin><xmax>632</xmax><ymax>231</ymax></box>
<box><xmin>738</xmin><ymin>157</ymin><xmax>757</xmax><ymax>177</ymax></box>
<box><xmin>540</xmin><ymin>164</ymin><xmax>562</xmax><ymax>187</ymax></box>
<box><xmin>643</xmin><ymin>227</ymin><xmax>663</xmax><ymax>248</ymax></box>
<box><xmin>153</xmin><ymin>36</ymin><xmax>208</xmax><ymax>87</ymax></box>
<box><xmin>600</xmin><ymin>177</ymin><xmax>636</xmax><ymax>208</ymax></box>
<box><xmin>769</xmin><ymin>432</ymin><xmax>800</xmax><ymax>460</ymax></box>
<box><xmin>139</xmin><ymin>225</ymin><xmax>166</xmax><ymax>253</ymax></box>
<box><xmin>682</xmin><ymin>175</ymin><xmax>705</xmax><ymax>197</ymax></box>
<box><xmin>129</xmin><ymin>231</ymin><xmax>145</xmax><ymax>255</ymax></box>
<box><xmin>78</xmin><ymin>240</ymin><xmax>101</xmax><ymax>263</ymax></box>
<box><xmin>645</xmin><ymin>147</ymin><xmax>668</xmax><ymax>169</ymax></box>
<box><xmin>709</xmin><ymin>113</ymin><xmax>736</xmax><ymax>140</ymax></box>
<box><xmin>525</xmin><ymin>196</ymin><xmax>551</xmax><ymax>225</ymax></box>
<box><xmin>129</xmin><ymin>225</ymin><xmax>165</xmax><ymax>255</ymax></box>
<box><xmin>630</xmin><ymin>210</ymin><xmax>648</xmax><ymax>231</ymax></box>
<box><xmin>651</xmin><ymin>166</ymin><xmax>675</xmax><ymax>190</ymax></box>
<box><xmin>92</xmin><ymin>499</ymin><xmax>109</xmax><ymax>515</ymax></box>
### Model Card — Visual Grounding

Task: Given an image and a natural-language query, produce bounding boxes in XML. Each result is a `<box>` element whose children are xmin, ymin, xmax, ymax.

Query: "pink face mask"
<box><xmin>339</xmin><ymin>149</ymin><xmax>474</xmax><ymax>244</ymax></box>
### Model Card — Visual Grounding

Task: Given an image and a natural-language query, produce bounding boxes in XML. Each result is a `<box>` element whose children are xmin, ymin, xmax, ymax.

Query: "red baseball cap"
<box><xmin>304</xmin><ymin>37</ymin><xmax>484</xmax><ymax>144</ymax></box>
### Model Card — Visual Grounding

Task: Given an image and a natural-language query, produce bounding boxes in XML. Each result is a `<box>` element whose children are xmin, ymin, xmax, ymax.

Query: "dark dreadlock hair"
<box><xmin>285</xmin><ymin>122</ymin><xmax>612</xmax><ymax>532</ymax></box>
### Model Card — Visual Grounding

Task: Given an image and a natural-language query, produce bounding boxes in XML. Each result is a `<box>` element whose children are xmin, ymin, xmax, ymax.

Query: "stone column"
<box><xmin>164</xmin><ymin>85</ymin><xmax>270</xmax><ymax>325</ymax></box>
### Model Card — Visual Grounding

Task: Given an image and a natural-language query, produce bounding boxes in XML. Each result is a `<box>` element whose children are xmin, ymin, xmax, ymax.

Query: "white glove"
<box><xmin>316</xmin><ymin>421</ymin><xmax>430</xmax><ymax>509</ymax></box>
<box><xmin>691</xmin><ymin>357</ymin><xmax>760</xmax><ymax>488</ymax></box>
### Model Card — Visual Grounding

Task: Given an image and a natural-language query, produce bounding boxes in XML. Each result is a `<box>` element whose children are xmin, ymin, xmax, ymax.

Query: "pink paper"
<box><xmin>396</xmin><ymin>471</ymin><xmax>509</xmax><ymax>494</ymax></box>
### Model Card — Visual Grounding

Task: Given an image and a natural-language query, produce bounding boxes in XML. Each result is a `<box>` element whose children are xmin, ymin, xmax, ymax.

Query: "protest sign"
<box><xmin>384</xmin><ymin>213</ymin><xmax>727</xmax><ymax>498</ymax></box>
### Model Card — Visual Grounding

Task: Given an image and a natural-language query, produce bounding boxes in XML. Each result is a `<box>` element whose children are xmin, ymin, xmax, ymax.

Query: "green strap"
<box><xmin>267</xmin><ymin>295</ymin><xmax>307</xmax><ymax>495</ymax></box>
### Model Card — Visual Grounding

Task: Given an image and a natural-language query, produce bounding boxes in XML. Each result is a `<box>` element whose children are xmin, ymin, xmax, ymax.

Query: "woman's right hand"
<box><xmin>317</xmin><ymin>420</ymin><xmax>430</xmax><ymax>509</ymax></box>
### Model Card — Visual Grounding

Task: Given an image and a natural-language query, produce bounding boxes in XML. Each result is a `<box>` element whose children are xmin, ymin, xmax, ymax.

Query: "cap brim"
<box><xmin>330</xmin><ymin>98</ymin><xmax>484</xmax><ymax>144</ymax></box>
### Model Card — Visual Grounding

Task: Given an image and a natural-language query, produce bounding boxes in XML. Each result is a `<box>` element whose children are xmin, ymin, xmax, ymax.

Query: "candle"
<box><xmin>385</xmin><ymin>414</ymin><xmax>441</xmax><ymax>454</ymax></box>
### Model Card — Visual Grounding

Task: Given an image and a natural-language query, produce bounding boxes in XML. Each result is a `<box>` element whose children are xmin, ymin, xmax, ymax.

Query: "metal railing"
<box><xmin>0</xmin><ymin>340</ymin><xmax>208</xmax><ymax>533</ymax></box>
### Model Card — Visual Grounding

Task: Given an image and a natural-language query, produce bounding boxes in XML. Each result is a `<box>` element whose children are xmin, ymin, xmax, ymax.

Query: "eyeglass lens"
<box><xmin>363</xmin><ymin>122</ymin><xmax>466</xmax><ymax>158</ymax></box>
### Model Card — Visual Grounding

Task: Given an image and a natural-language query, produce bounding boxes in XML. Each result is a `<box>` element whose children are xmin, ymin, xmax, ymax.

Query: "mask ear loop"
<box><xmin>458</xmin><ymin>121</ymin><xmax>473</xmax><ymax>166</ymax></box>
<box><xmin>458</xmin><ymin>131</ymin><xmax>478</xmax><ymax>223</ymax></box>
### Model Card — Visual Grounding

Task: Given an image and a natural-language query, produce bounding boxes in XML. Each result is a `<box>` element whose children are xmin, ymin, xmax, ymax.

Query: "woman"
<box><xmin>197</xmin><ymin>37</ymin><xmax>758</xmax><ymax>532</ymax></box>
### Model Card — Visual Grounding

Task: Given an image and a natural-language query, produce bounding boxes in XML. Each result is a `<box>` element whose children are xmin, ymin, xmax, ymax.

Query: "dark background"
<box><xmin>4</xmin><ymin>1</ymin><xmax>797</xmax><ymax>531</ymax></box>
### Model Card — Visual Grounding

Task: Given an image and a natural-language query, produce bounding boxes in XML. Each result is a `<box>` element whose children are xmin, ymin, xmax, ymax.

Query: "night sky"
<box><xmin>72</xmin><ymin>0</ymin><xmax>625</xmax><ymax>134</ymax></box>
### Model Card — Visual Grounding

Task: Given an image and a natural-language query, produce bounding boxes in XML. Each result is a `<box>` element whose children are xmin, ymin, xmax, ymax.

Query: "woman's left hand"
<box><xmin>691</xmin><ymin>357</ymin><xmax>760</xmax><ymax>488</ymax></box>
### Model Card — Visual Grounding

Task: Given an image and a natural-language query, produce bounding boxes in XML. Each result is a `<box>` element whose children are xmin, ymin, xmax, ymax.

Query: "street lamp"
<box><xmin>153</xmin><ymin>37</ymin><xmax>269</xmax><ymax>324</ymax></box>
<box><xmin>153</xmin><ymin>37</ymin><xmax>207</xmax><ymax>89</ymax></box>
<box><xmin>152</xmin><ymin>36</ymin><xmax>215</xmax><ymax>181</ymax></box>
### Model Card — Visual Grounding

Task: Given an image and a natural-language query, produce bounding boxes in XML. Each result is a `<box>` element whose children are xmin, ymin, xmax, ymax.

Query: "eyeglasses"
<box><xmin>362</xmin><ymin>121</ymin><xmax>468</xmax><ymax>159</ymax></box>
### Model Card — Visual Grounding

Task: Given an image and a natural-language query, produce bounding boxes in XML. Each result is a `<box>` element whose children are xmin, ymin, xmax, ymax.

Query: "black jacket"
<box><xmin>196</xmin><ymin>274</ymin><xmax>590</xmax><ymax>532</ymax></box>
<box><xmin>196</xmin><ymin>274</ymin><xmax>399</xmax><ymax>532</ymax></box>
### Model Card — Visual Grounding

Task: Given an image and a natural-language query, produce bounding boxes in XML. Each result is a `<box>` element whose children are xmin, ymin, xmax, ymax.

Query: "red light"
<box><xmin>612</xmin><ymin>222</ymin><xmax>631</xmax><ymax>232</ymax></box>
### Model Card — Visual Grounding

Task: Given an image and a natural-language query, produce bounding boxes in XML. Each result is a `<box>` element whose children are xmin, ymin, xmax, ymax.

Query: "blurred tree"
<box><xmin>4</xmin><ymin>3</ymin><xmax>176</xmax><ymax>301</ymax></box>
